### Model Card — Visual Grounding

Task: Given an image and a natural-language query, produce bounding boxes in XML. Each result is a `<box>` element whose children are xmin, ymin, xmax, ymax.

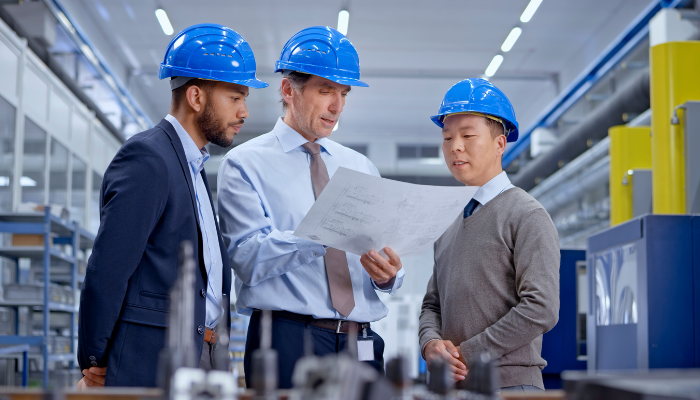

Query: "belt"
<box><xmin>204</xmin><ymin>328</ymin><xmax>218</xmax><ymax>344</ymax></box>
<box><xmin>256</xmin><ymin>310</ymin><xmax>370</xmax><ymax>334</ymax></box>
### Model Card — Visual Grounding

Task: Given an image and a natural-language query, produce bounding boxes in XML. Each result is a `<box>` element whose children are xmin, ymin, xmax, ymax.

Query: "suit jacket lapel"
<box><xmin>158</xmin><ymin>119</ymin><xmax>207</xmax><ymax>278</ymax></box>
<box><xmin>201</xmin><ymin>171</ymin><xmax>231</xmax><ymax>289</ymax></box>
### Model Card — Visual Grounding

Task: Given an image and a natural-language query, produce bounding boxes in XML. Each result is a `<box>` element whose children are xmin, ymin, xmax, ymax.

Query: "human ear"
<box><xmin>186</xmin><ymin>85</ymin><xmax>205</xmax><ymax>113</ymax></box>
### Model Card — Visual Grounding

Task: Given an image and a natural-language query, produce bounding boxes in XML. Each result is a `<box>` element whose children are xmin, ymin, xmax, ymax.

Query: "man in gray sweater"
<box><xmin>419</xmin><ymin>79</ymin><xmax>560</xmax><ymax>392</ymax></box>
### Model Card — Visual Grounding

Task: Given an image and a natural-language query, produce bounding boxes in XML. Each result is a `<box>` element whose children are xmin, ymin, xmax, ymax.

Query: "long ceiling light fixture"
<box><xmin>337</xmin><ymin>10</ymin><xmax>349</xmax><ymax>35</ymax></box>
<box><xmin>501</xmin><ymin>27</ymin><xmax>523</xmax><ymax>52</ymax></box>
<box><xmin>155</xmin><ymin>8</ymin><xmax>174</xmax><ymax>35</ymax></box>
<box><xmin>484</xmin><ymin>55</ymin><xmax>504</xmax><ymax>77</ymax></box>
<box><xmin>520</xmin><ymin>0</ymin><xmax>543</xmax><ymax>23</ymax></box>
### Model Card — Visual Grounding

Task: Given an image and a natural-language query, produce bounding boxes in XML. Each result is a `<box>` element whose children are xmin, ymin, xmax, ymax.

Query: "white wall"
<box><xmin>0</xmin><ymin>16</ymin><xmax>121</xmax><ymax>234</ymax></box>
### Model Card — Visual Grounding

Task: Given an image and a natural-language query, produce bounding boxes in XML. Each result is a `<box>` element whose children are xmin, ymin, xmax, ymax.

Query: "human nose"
<box><xmin>451</xmin><ymin>137</ymin><xmax>465</xmax><ymax>154</ymax></box>
<box><xmin>329</xmin><ymin>93</ymin><xmax>343</xmax><ymax>115</ymax></box>
<box><xmin>238</xmin><ymin>101</ymin><xmax>249</xmax><ymax>120</ymax></box>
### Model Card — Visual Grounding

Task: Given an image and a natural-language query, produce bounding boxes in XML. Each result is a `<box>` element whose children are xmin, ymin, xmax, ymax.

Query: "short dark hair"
<box><xmin>280</xmin><ymin>71</ymin><xmax>312</xmax><ymax>112</ymax></box>
<box><xmin>484</xmin><ymin>117</ymin><xmax>505</xmax><ymax>139</ymax></box>
<box><xmin>171</xmin><ymin>78</ymin><xmax>217</xmax><ymax>109</ymax></box>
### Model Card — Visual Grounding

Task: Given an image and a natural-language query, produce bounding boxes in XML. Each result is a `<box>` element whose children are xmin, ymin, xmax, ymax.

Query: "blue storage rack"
<box><xmin>0</xmin><ymin>207</ymin><xmax>94</xmax><ymax>388</ymax></box>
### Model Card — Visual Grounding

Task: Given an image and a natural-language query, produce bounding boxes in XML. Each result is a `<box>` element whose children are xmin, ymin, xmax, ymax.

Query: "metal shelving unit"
<box><xmin>0</xmin><ymin>207</ymin><xmax>94</xmax><ymax>388</ymax></box>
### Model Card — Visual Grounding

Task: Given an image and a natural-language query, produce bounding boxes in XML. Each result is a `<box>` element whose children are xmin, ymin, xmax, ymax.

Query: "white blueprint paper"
<box><xmin>293</xmin><ymin>168</ymin><xmax>479</xmax><ymax>257</ymax></box>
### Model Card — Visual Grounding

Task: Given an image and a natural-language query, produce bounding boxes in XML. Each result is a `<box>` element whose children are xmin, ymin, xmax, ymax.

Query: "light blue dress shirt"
<box><xmin>470</xmin><ymin>171</ymin><xmax>515</xmax><ymax>215</ymax></box>
<box><xmin>165</xmin><ymin>114</ymin><xmax>224</xmax><ymax>329</ymax></box>
<box><xmin>217</xmin><ymin>117</ymin><xmax>404</xmax><ymax>322</ymax></box>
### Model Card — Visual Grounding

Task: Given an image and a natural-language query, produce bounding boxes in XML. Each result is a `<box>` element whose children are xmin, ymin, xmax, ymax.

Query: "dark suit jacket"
<box><xmin>78</xmin><ymin>119</ymin><xmax>231</xmax><ymax>387</ymax></box>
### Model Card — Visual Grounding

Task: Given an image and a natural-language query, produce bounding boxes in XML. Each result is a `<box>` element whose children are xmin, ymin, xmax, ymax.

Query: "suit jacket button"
<box><xmin>200</xmin><ymin>289</ymin><xmax>206</xmax><ymax>298</ymax></box>
<box><xmin>198</xmin><ymin>325</ymin><xmax>204</xmax><ymax>334</ymax></box>
<box><xmin>91</xmin><ymin>361</ymin><xmax>97</xmax><ymax>366</ymax></box>
<box><xmin>89</xmin><ymin>356</ymin><xmax>96</xmax><ymax>361</ymax></box>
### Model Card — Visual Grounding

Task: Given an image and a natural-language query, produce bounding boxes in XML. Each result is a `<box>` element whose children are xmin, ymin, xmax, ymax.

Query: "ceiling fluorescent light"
<box><xmin>520</xmin><ymin>0</ymin><xmax>543</xmax><ymax>23</ymax></box>
<box><xmin>501</xmin><ymin>27</ymin><xmax>522</xmax><ymax>52</ymax></box>
<box><xmin>155</xmin><ymin>9</ymin><xmax>174</xmax><ymax>35</ymax></box>
<box><xmin>485</xmin><ymin>55</ymin><xmax>504</xmax><ymax>77</ymax></box>
<box><xmin>337</xmin><ymin>10</ymin><xmax>349</xmax><ymax>35</ymax></box>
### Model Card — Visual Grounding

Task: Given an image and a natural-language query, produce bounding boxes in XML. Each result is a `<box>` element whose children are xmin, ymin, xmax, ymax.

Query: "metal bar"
<box><xmin>42</xmin><ymin>207</ymin><xmax>50</xmax><ymax>388</ymax></box>
<box><xmin>0</xmin><ymin>344</ymin><xmax>31</xmax><ymax>356</ymax></box>
<box><xmin>22</xmin><ymin>348</ymin><xmax>28</xmax><ymax>387</ymax></box>
<box><xmin>0</xmin><ymin>336</ymin><xmax>44</xmax><ymax>346</ymax></box>
<box><xmin>70</xmin><ymin>220</ymin><xmax>78</xmax><ymax>369</ymax></box>
<box><xmin>0</xmin><ymin>222</ymin><xmax>45</xmax><ymax>234</ymax></box>
<box><xmin>502</xmin><ymin>0</ymin><xmax>682</xmax><ymax>168</ymax></box>
<box><xmin>43</xmin><ymin>0</ymin><xmax>153</xmax><ymax>129</ymax></box>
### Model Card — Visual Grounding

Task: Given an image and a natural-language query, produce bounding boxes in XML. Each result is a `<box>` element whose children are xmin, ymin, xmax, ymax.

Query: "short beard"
<box><xmin>196</xmin><ymin>101</ymin><xmax>242</xmax><ymax>148</ymax></box>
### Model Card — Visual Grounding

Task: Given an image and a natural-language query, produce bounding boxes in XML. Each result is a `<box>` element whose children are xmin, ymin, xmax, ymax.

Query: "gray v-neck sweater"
<box><xmin>419</xmin><ymin>187</ymin><xmax>560</xmax><ymax>390</ymax></box>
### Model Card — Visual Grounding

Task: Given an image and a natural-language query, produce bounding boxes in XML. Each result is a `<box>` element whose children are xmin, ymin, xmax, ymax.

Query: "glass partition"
<box><xmin>0</xmin><ymin>96</ymin><xmax>15</xmax><ymax>212</ymax></box>
<box><xmin>21</xmin><ymin>118</ymin><xmax>47</xmax><ymax>204</ymax></box>
<box><xmin>71</xmin><ymin>156</ymin><xmax>86</xmax><ymax>226</ymax></box>
<box><xmin>89</xmin><ymin>171</ymin><xmax>103</xmax><ymax>234</ymax></box>
<box><xmin>48</xmin><ymin>138</ymin><xmax>69</xmax><ymax>208</ymax></box>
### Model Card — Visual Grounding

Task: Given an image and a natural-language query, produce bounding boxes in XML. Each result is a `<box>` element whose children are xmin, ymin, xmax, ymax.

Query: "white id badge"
<box><xmin>357</xmin><ymin>328</ymin><xmax>374</xmax><ymax>361</ymax></box>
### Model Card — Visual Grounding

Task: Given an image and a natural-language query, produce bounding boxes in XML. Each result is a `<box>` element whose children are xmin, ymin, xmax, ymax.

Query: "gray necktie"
<box><xmin>301</xmin><ymin>142</ymin><xmax>355</xmax><ymax>318</ymax></box>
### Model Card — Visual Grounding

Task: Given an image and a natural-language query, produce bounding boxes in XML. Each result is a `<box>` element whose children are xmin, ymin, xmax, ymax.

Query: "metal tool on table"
<box><xmin>251</xmin><ymin>310</ymin><xmax>278</xmax><ymax>400</ymax></box>
<box><xmin>157</xmin><ymin>241</ymin><xmax>236</xmax><ymax>400</ymax></box>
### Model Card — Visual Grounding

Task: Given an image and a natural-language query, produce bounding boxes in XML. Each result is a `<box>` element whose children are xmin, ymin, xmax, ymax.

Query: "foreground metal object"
<box><xmin>157</xmin><ymin>241</ymin><xmax>237</xmax><ymax>400</ymax></box>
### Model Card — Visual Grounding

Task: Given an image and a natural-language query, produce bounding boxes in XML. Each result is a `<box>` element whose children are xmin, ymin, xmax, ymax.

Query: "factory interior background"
<box><xmin>0</xmin><ymin>0</ymin><xmax>699</xmax><ymax>395</ymax></box>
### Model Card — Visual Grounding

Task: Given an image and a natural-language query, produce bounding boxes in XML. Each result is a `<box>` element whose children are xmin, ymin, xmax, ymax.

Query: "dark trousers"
<box><xmin>243</xmin><ymin>312</ymin><xmax>385</xmax><ymax>389</ymax></box>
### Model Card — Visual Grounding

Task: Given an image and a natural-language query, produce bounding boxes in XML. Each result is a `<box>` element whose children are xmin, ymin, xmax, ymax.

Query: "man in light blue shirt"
<box><xmin>217</xmin><ymin>27</ymin><xmax>404</xmax><ymax>388</ymax></box>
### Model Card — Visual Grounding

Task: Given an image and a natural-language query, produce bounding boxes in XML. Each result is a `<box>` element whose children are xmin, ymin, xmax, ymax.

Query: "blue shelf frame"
<box><xmin>502</xmin><ymin>0</ymin><xmax>686</xmax><ymax>169</ymax></box>
<box><xmin>0</xmin><ymin>207</ymin><xmax>94</xmax><ymax>388</ymax></box>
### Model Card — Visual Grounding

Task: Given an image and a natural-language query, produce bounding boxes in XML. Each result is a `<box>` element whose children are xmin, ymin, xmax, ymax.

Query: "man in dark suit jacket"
<box><xmin>76</xmin><ymin>24</ymin><xmax>268</xmax><ymax>388</ymax></box>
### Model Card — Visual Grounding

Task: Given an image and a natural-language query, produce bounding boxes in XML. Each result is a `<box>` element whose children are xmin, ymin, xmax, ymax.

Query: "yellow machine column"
<box><xmin>609</xmin><ymin>126</ymin><xmax>652</xmax><ymax>225</ymax></box>
<box><xmin>650</xmin><ymin>41</ymin><xmax>700</xmax><ymax>214</ymax></box>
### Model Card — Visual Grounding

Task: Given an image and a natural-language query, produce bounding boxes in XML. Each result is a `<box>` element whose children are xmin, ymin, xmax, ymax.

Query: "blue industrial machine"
<box><xmin>542</xmin><ymin>249</ymin><xmax>588</xmax><ymax>389</ymax></box>
<box><xmin>586</xmin><ymin>214</ymin><xmax>700</xmax><ymax>371</ymax></box>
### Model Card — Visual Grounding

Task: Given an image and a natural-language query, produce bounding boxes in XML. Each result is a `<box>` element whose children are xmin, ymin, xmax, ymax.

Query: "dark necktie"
<box><xmin>301</xmin><ymin>142</ymin><xmax>355</xmax><ymax>317</ymax></box>
<box><xmin>463</xmin><ymin>198</ymin><xmax>480</xmax><ymax>218</ymax></box>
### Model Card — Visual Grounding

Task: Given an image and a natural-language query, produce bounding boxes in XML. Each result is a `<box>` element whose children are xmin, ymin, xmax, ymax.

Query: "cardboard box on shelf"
<box><xmin>11</xmin><ymin>234</ymin><xmax>45</xmax><ymax>247</ymax></box>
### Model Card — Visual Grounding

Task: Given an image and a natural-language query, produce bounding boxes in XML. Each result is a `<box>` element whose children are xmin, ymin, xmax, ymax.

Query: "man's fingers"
<box><xmin>383</xmin><ymin>247</ymin><xmax>401</xmax><ymax>267</ymax></box>
<box><xmin>89</xmin><ymin>367</ymin><xmax>107</xmax><ymax>376</ymax></box>
<box><xmin>84</xmin><ymin>374</ymin><xmax>105</xmax><ymax>386</ymax></box>
<box><xmin>443</xmin><ymin>341</ymin><xmax>460</xmax><ymax>359</ymax></box>
<box><xmin>449</xmin><ymin>364</ymin><xmax>468</xmax><ymax>376</ymax></box>
<box><xmin>76</xmin><ymin>377</ymin><xmax>88</xmax><ymax>390</ymax></box>
<box><xmin>452</xmin><ymin>373</ymin><xmax>466</xmax><ymax>382</ymax></box>
<box><xmin>361</xmin><ymin>255</ymin><xmax>389</xmax><ymax>281</ymax></box>
<box><xmin>360</xmin><ymin>256</ymin><xmax>382</xmax><ymax>279</ymax></box>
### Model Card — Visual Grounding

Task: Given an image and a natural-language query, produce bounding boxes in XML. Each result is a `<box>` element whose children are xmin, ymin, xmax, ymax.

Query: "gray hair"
<box><xmin>280</xmin><ymin>71</ymin><xmax>312</xmax><ymax>112</ymax></box>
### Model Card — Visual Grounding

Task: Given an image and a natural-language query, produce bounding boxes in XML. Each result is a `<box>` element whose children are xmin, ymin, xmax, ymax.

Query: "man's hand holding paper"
<box><xmin>293</xmin><ymin>167</ymin><xmax>478</xmax><ymax>257</ymax></box>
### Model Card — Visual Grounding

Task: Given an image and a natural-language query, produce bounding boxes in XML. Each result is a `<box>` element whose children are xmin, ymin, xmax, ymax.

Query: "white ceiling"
<box><xmin>57</xmin><ymin>0</ymin><xmax>653</xmax><ymax>147</ymax></box>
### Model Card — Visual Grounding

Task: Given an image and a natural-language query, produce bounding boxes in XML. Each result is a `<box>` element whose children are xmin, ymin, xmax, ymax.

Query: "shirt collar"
<box><xmin>165</xmin><ymin>114</ymin><xmax>209</xmax><ymax>164</ymax></box>
<box><xmin>273</xmin><ymin>117</ymin><xmax>333</xmax><ymax>155</ymax></box>
<box><xmin>472</xmin><ymin>171</ymin><xmax>512</xmax><ymax>206</ymax></box>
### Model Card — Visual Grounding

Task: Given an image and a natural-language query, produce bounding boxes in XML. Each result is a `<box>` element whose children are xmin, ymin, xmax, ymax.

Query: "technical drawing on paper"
<box><xmin>319</xmin><ymin>218</ymin><xmax>355</xmax><ymax>237</ymax></box>
<box><xmin>332</xmin><ymin>202</ymin><xmax>378</xmax><ymax>224</ymax></box>
<box><xmin>341</xmin><ymin>185</ymin><xmax>381</xmax><ymax>205</ymax></box>
<box><xmin>294</xmin><ymin>167</ymin><xmax>478</xmax><ymax>256</ymax></box>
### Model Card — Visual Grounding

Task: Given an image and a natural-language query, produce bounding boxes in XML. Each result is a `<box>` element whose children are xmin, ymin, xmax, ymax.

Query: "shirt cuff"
<box><xmin>296</xmin><ymin>240</ymin><xmax>326</xmax><ymax>264</ymax></box>
<box><xmin>372</xmin><ymin>267</ymin><xmax>405</xmax><ymax>294</ymax></box>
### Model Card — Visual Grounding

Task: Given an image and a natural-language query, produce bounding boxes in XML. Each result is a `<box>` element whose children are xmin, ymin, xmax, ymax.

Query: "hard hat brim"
<box><xmin>160</xmin><ymin>64</ymin><xmax>269</xmax><ymax>89</ymax></box>
<box><xmin>275</xmin><ymin>62</ymin><xmax>368</xmax><ymax>87</ymax></box>
<box><xmin>431</xmin><ymin>113</ymin><xmax>520</xmax><ymax>143</ymax></box>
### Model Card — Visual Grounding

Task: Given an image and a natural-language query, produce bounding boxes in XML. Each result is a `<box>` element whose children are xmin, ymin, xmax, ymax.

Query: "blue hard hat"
<box><xmin>275</xmin><ymin>26</ymin><xmax>368</xmax><ymax>87</ymax></box>
<box><xmin>431</xmin><ymin>79</ymin><xmax>519</xmax><ymax>142</ymax></box>
<box><xmin>159</xmin><ymin>23</ymin><xmax>268</xmax><ymax>89</ymax></box>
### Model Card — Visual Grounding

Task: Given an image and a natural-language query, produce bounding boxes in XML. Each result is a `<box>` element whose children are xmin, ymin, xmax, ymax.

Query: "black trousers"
<box><xmin>243</xmin><ymin>312</ymin><xmax>385</xmax><ymax>389</ymax></box>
